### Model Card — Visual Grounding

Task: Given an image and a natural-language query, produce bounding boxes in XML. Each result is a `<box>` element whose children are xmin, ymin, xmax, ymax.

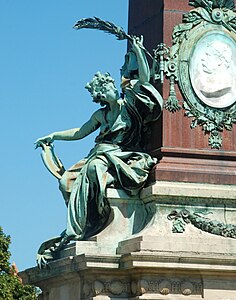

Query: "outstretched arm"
<box><xmin>131</xmin><ymin>36</ymin><xmax>150</xmax><ymax>83</ymax></box>
<box><xmin>35</xmin><ymin>109</ymin><xmax>102</xmax><ymax>147</ymax></box>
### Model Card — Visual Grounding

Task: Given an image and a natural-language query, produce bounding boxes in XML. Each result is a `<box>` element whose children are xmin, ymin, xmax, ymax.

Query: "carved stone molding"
<box><xmin>82</xmin><ymin>277</ymin><xmax>203</xmax><ymax>298</ymax></box>
<box><xmin>83</xmin><ymin>279</ymin><xmax>131</xmax><ymax>298</ymax></box>
<box><xmin>131</xmin><ymin>278</ymin><xmax>203</xmax><ymax>297</ymax></box>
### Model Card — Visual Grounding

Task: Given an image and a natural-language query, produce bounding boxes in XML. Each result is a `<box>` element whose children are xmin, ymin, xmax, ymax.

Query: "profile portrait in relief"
<box><xmin>190</xmin><ymin>33</ymin><xmax>236</xmax><ymax>108</ymax></box>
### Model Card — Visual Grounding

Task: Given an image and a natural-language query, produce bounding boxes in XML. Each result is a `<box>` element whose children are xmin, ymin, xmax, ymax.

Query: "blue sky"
<box><xmin>0</xmin><ymin>1</ymin><xmax>128</xmax><ymax>271</ymax></box>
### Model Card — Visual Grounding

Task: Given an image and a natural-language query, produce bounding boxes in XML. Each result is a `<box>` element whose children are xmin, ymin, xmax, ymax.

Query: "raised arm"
<box><xmin>131</xmin><ymin>36</ymin><xmax>150</xmax><ymax>83</ymax></box>
<box><xmin>35</xmin><ymin>109</ymin><xmax>102</xmax><ymax>147</ymax></box>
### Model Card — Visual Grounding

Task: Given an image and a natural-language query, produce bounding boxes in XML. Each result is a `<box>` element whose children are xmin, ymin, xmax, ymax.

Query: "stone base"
<box><xmin>20</xmin><ymin>181</ymin><xmax>236</xmax><ymax>300</ymax></box>
<box><xmin>150</xmin><ymin>147</ymin><xmax>236</xmax><ymax>185</ymax></box>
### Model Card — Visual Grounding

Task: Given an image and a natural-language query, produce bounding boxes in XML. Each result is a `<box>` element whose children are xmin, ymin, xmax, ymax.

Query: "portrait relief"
<box><xmin>189</xmin><ymin>32</ymin><xmax>236</xmax><ymax>108</ymax></box>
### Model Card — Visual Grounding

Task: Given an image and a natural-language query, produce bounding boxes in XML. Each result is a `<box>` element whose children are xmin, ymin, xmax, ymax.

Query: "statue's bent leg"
<box><xmin>49</xmin><ymin>156</ymin><xmax>114</xmax><ymax>252</ymax></box>
<box><xmin>81</xmin><ymin>157</ymin><xmax>114</xmax><ymax>238</ymax></box>
<box><xmin>59</xmin><ymin>159</ymin><xmax>87</xmax><ymax>205</ymax></box>
<box><xmin>59</xmin><ymin>171</ymin><xmax>77</xmax><ymax>206</ymax></box>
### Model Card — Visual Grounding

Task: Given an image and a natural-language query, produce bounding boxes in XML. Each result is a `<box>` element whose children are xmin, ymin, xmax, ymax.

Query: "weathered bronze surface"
<box><xmin>34</xmin><ymin>28</ymin><xmax>163</xmax><ymax>268</ymax></box>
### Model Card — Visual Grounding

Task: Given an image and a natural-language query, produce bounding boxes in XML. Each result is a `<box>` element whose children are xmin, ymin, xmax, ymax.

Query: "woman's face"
<box><xmin>100</xmin><ymin>82</ymin><xmax>119</xmax><ymax>103</ymax></box>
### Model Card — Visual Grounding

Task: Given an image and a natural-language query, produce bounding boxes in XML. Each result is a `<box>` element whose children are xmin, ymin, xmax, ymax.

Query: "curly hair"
<box><xmin>85</xmin><ymin>72</ymin><xmax>116</xmax><ymax>105</ymax></box>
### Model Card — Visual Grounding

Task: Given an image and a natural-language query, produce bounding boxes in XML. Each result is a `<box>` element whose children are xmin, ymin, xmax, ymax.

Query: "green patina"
<box><xmin>35</xmin><ymin>34</ymin><xmax>163</xmax><ymax>268</ymax></box>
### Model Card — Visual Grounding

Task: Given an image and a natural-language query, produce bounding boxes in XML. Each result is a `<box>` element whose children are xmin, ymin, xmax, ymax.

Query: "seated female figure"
<box><xmin>35</xmin><ymin>36</ymin><xmax>163</xmax><ymax>267</ymax></box>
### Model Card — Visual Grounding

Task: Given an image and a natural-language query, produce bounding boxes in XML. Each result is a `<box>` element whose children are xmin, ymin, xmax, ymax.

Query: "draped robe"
<box><xmin>59</xmin><ymin>79</ymin><xmax>163</xmax><ymax>240</ymax></box>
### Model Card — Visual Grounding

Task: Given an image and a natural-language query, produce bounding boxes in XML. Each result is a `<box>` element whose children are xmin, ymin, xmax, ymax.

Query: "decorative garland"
<box><xmin>167</xmin><ymin>209</ymin><xmax>236</xmax><ymax>238</ymax></box>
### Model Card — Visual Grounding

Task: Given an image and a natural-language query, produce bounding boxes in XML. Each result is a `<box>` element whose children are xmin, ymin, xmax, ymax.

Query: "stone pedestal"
<box><xmin>20</xmin><ymin>184</ymin><xmax>236</xmax><ymax>300</ymax></box>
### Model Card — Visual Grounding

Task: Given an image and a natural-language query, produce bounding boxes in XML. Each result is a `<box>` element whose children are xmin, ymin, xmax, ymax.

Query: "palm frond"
<box><xmin>73</xmin><ymin>16</ymin><xmax>130</xmax><ymax>40</ymax></box>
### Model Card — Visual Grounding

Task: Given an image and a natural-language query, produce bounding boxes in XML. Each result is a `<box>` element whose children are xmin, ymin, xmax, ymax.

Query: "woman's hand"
<box><xmin>130</xmin><ymin>35</ymin><xmax>150</xmax><ymax>83</ymax></box>
<box><xmin>34</xmin><ymin>134</ymin><xmax>54</xmax><ymax>149</ymax></box>
<box><xmin>132</xmin><ymin>35</ymin><xmax>144</xmax><ymax>54</ymax></box>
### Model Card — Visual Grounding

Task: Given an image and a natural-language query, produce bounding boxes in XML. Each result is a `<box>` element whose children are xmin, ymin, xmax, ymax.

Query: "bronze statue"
<box><xmin>35</xmin><ymin>29</ymin><xmax>163</xmax><ymax>268</ymax></box>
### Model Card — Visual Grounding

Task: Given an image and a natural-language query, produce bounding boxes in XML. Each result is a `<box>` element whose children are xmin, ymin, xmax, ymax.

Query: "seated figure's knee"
<box><xmin>87</xmin><ymin>158</ymin><xmax>107</xmax><ymax>181</ymax></box>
